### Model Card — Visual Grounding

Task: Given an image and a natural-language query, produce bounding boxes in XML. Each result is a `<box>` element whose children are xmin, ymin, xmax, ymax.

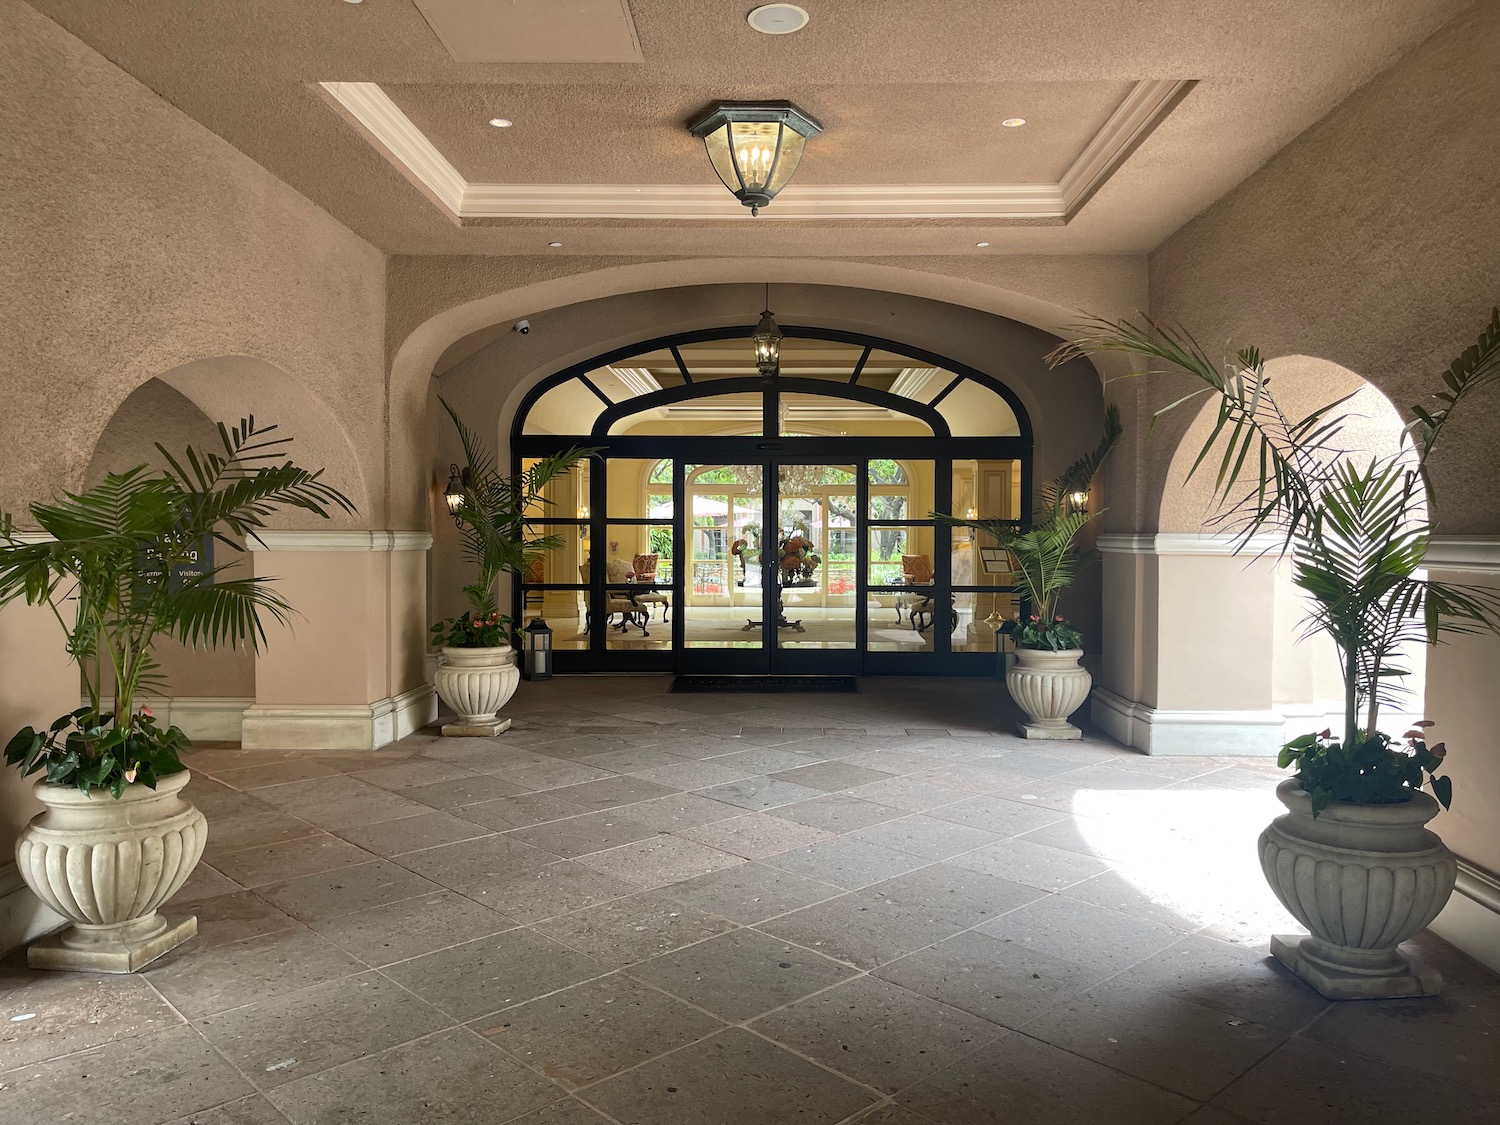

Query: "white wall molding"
<box><xmin>1429</xmin><ymin>859</ymin><xmax>1500</xmax><ymax>975</ymax></box>
<box><xmin>241</xmin><ymin>683</ymin><xmax>436</xmax><ymax>750</ymax></box>
<box><xmin>1093</xmin><ymin>687</ymin><xmax>1289</xmax><ymax>757</ymax></box>
<box><xmin>248</xmin><ymin>531</ymin><xmax>433</xmax><ymax>553</ymax></box>
<box><xmin>1425</xmin><ymin>536</ymin><xmax>1500</xmax><ymax>574</ymax></box>
<box><xmin>93</xmin><ymin>696</ymin><xmax>252</xmax><ymax>742</ymax></box>
<box><xmin>1097</xmin><ymin>533</ymin><xmax>1283</xmax><ymax>557</ymax></box>
<box><xmin>321</xmin><ymin>79</ymin><xmax>1191</xmax><ymax>223</ymax></box>
<box><xmin>0</xmin><ymin>861</ymin><xmax>65</xmax><ymax>956</ymax></box>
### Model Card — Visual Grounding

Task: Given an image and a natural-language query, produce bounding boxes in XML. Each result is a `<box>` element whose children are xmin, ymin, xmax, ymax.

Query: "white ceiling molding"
<box><xmin>320</xmin><ymin>78</ymin><xmax>1194</xmax><ymax>223</ymax></box>
<box><xmin>1425</xmin><ymin>536</ymin><xmax>1500</xmax><ymax>573</ymax></box>
<box><xmin>248</xmin><ymin>530</ymin><xmax>434</xmax><ymax>552</ymax></box>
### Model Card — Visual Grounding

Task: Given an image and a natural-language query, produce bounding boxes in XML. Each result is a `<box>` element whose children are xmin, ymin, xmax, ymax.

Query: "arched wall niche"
<box><xmin>388</xmin><ymin>257</ymin><xmax>1144</xmax><ymax>530</ymax></box>
<box><xmin>424</xmin><ymin>282</ymin><xmax>1111</xmax><ymax>644</ymax></box>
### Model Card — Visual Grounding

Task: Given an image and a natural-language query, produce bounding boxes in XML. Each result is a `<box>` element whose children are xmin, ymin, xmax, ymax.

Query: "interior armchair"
<box><xmin>630</xmin><ymin>552</ymin><xmax>672</xmax><ymax>622</ymax></box>
<box><xmin>895</xmin><ymin>553</ymin><xmax>935</xmax><ymax>628</ymax></box>
<box><xmin>604</xmin><ymin>557</ymin><xmax>650</xmax><ymax>635</ymax></box>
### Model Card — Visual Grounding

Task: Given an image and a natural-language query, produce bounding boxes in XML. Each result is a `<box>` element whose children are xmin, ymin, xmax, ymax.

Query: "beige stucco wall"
<box><xmin>0</xmin><ymin>604</ymin><xmax>78</xmax><ymax>859</ymax></box>
<box><xmin>0</xmin><ymin>0</ymin><xmax>387</xmax><ymax>525</ymax></box>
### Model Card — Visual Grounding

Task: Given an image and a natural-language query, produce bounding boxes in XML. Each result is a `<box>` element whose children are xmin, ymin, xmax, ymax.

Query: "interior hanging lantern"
<box><xmin>752</xmin><ymin>291</ymin><xmax>783</xmax><ymax>376</ymax></box>
<box><xmin>687</xmin><ymin>101</ymin><xmax>822</xmax><ymax>216</ymax></box>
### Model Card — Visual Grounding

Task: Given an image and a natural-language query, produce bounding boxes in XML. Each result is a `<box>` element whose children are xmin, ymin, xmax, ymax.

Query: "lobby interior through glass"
<box><xmin>511</xmin><ymin>328</ymin><xmax>1033</xmax><ymax>675</ymax></box>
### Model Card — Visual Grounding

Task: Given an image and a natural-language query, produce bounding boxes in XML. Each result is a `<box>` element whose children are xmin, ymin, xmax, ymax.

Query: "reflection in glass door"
<box><xmin>774</xmin><ymin>463</ymin><xmax>857</xmax><ymax>653</ymax></box>
<box><xmin>680</xmin><ymin>464</ymin><xmax>769</xmax><ymax>669</ymax></box>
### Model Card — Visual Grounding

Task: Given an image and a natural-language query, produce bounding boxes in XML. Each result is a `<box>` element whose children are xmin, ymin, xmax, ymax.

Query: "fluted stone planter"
<box><xmin>434</xmin><ymin>645</ymin><xmax>520</xmax><ymax>736</ymax></box>
<box><xmin>1259</xmin><ymin>778</ymin><xmax>1458</xmax><ymax>998</ymax></box>
<box><xmin>17</xmin><ymin>770</ymin><xmax>205</xmax><ymax>972</ymax></box>
<box><xmin>1006</xmin><ymin>648</ymin><xmax>1091</xmax><ymax>739</ymax></box>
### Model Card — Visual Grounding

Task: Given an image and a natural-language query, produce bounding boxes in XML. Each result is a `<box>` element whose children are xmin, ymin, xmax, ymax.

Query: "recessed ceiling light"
<box><xmin>548</xmin><ymin>242</ymin><xmax>563</xmax><ymax>248</ymax></box>
<box><xmin>1002</xmin><ymin>118</ymin><xmax>1027</xmax><ymax>128</ymax></box>
<box><xmin>975</xmin><ymin>241</ymin><xmax>990</xmax><ymax>248</ymax></box>
<box><xmin>342</xmin><ymin>0</ymin><xmax>363</xmax><ymax>5</ymax></box>
<box><xmin>489</xmin><ymin>118</ymin><xmax>513</xmax><ymax>128</ymax></box>
<box><xmin>748</xmin><ymin>3</ymin><xmax>810</xmax><ymax>34</ymax></box>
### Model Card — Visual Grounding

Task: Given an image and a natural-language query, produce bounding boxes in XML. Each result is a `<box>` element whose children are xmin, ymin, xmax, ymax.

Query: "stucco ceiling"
<box><xmin>25</xmin><ymin>0</ymin><xmax>1470</xmax><ymax>257</ymax></box>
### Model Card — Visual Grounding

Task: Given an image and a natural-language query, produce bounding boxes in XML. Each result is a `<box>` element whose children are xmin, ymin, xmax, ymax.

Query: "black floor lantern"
<box><xmin>523</xmin><ymin>617</ymin><xmax>554</xmax><ymax>680</ymax></box>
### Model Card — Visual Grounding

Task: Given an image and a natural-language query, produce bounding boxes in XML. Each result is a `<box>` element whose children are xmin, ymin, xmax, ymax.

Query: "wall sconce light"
<box><xmin>579</xmin><ymin>505</ymin><xmax>590</xmax><ymax>538</ymax></box>
<box><xmin>687</xmin><ymin>101</ymin><xmax>822</xmax><ymax>216</ymax></box>
<box><xmin>1066</xmin><ymin>489</ymin><xmax>1090</xmax><ymax>514</ymax></box>
<box><xmin>964</xmin><ymin>507</ymin><xmax>978</xmax><ymax>541</ymax></box>
<box><xmin>443</xmin><ymin>464</ymin><xmax>468</xmax><ymax>527</ymax></box>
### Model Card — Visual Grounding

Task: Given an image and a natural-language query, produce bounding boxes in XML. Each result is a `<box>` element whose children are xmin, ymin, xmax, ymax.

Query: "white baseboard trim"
<box><xmin>424</xmin><ymin>650</ymin><xmax>441</xmax><ymax>684</ymax></box>
<box><xmin>0</xmin><ymin>861</ymin><xmax>65</xmax><ymax>956</ymax></box>
<box><xmin>94</xmin><ymin>696</ymin><xmax>252</xmax><ymax>742</ymax></box>
<box><xmin>240</xmin><ymin>684</ymin><xmax>436</xmax><ymax>750</ymax></box>
<box><xmin>1429</xmin><ymin>860</ymin><xmax>1500</xmax><ymax>975</ymax></box>
<box><xmin>1091</xmin><ymin>687</ymin><xmax>1286</xmax><ymax>756</ymax></box>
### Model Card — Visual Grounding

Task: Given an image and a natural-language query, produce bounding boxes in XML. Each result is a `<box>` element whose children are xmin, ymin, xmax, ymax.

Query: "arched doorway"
<box><xmin>511</xmin><ymin>327</ymin><xmax>1032</xmax><ymax>675</ymax></box>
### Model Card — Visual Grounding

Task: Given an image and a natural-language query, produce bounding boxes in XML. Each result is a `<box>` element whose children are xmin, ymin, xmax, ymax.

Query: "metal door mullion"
<box><xmin>671</xmin><ymin>458</ymin><xmax>685</xmax><ymax>662</ymax></box>
<box><xmin>934</xmin><ymin>458</ymin><xmax>954</xmax><ymax>658</ymax></box>
<box><xmin>856</xmin><ymin>458</ymin><xmax>869</xmax><ymax>664</ymax></box>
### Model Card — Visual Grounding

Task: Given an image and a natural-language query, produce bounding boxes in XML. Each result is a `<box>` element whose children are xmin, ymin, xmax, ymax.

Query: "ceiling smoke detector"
<box><xmin>747</xmin><ymin>4</ymin><xmax>809</xmax><ymax>34</ymax></box>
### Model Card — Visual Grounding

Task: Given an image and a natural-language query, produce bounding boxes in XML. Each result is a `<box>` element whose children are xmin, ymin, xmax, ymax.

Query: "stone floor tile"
<box><xmin>500</xmin><ymin>1100</ymin><xmax>617</xmax><ymax>1125</ymax></box>
<box><xmin>627</xmin><ymin>927</ymin><xmax>857</xmax><ymax>1021</ymax></box>
<box><xmin>841</xmin><ymin>776</ymin><xmax>972</xmax><ymax>812</ymax></box>
<box><xmin>863</xmin><ymin>863</ymin><xmax>1047</xmax><ymax>929</ymax></box>
<box><xmin>166</xmin><ymin>1094</ymin><xmax>292</xmax><ymax>1124</ymax></box>
<box><xmin>710</xmin><ymin>747</ymin><xmax>828</xmax><ymax>775</ymax></box>
<box><xmin>196</xmin><ymin>971</ymin><xmax>453</xmax><ymax>1089</ymax></box>
<box><xmin>847</xmin><ymin>813</ymin><xmax>1000</xmax><ymax>861</ymax></box>
<box><xmin>767</xmin><ymin>792</ymin><xmax>909</xmax><ymax>832</ymax></box>
<box><xmin>844</xmin><ymin>1104</ymin><xmax>941</xmax><ymax>1125</ymax></box>
<box><xmin>576</xmin><ymin>835</ymin><xmax>744</xmax><ymax>889</ymax></box>
<box><xmin>575</xmin><ymin>746</ymin><xmax>697</xmax><ymax>774</ymax></box>
<box><xmin>381</xmin><ymin>928</ymin><xmax>608</xmax><ymax>1020</ymax></box>
<box><xmin>459</xmin><ymin>791</ymin><xmax>593</xmax><ymax>831</ymax></box>
<box><xmin>345</xmin><ymin>757</ymin><xmax>478</xmax><ymax>791</ymax></box>
<box><xmin>503</xmin><ymin>760</ymin><xmax>617</xmax><ymax>791</ymax></box>
<box><xmin>476</xmin><ymin>971</ymin><xmax>724</xmax><ymax>1089</ymax></box>
<box><xmin>184</xmin><ymin>890</ymin><xmax>302</xmax><ymax>949</ymax></box>
<box><xmin>924</xmin><ymin>793</ymin><xmax>1069</xmax><ymax>836</ymax></box>
<box><xmin>750</xmin><ymin>975</ymin><xmax>1001</xmax><ymax>1095</ymax></box>
<box><xmin>898</xmin><ymin>1031</ymin><xmax>1196</xmax><ymax>1125</ymax></box>
<box><xmin>1120</xmin><ymin>933</ymin><xmax>1330</xmax><ymax>1033</ymax></box>
<box><xmin>756</xmin><ymin>888</ymin><xmax>962</xmax><ymax>971</ymax></box>
<box><xmin>946</xmin><ymin>837</ymin><xmax>1112</xmax><ymax>891</ymax></box>
<box><xmin>394</xmin><ymin>833</ymin><xmax>563</xmax><ymax>895</ymax></box>
<box><xmin>0</xmin><ymin>969</ymin><xmax>184</xmax><ymax>1070</ymax></box>
<box><xmin>977</xmin><ymin>750</ymin><xmax>1087</xmax><ymax>779</ymax></box>
<box><xmin>0</xmin><ymin>1024</ymin><xmax>254</xmax><ymax>1123</ymax></box>
<box><xmin>257</xmin><ymin>859</ymin><xmax>442</xmax><ymax>924</ymax></box>
<box><xmin>770</xmin><ymin>761</ymin><xmax>896</xmax><ymax>792</ymax></box>
<box><xmin>334</xmin><ymin>809</ymin><xmax>492</xmax><ymax>856</ymax></box>
<box><xmin>309</xmin><ymin>889</ymin><xmax>517</xmax><ymax>965</ymax></box>
<box><xmin>531</xmin><ymin>889</ymin><xmax>736</xmax><ymax>968</ymax></box>
<box><xmin>265</xmin><ymin>1026</ymin><xmax>564</xmax><ymax>1125</ymax></box>
<box><xmin>614</xmin><ymin>791</ymin><xmax>743</xmax><ymax>832</ymax></box>
<box><xmin>146</xmin><ymin>927</ymin><xmax>365</xmax><ymax>1019</ymax></box>
<box><xmin>633</xmin><ymin>759</ymin><xmax>759</xmax><ymax>791</ymax></box>
<box><xmin>173</xmin><ymin>861</ymin><xmax>245</xmax><ymax>904</ymax></box>
<box><xmin>1022</xmin><ymin>980</ymin><xmax>1282</xmax><ymax>1100</ymax></box>
<box><xmin>401</xmin><ymin>773</ymin><xmax>538</xmax><ymax>809</ymax></box>
<box><xmin>421</xmin><ymin>741</ymin><xmax>556</xmax><ymax>773</ymax></box>
<box><xmin>674</xmin><ymin>811</ymin><xmax>835</xmax><ymax>859</ymax></box>
<box><xmin>662</xmin><ymin>862</ymin><xmax>843</xmax><ymax>924</ymax></box>
<box><xmin>977</xmin><ymin>893</ymin><xmax>1184</xmax><ymax>974</ymax></box>
<box><xmin>508</xmin><ymin>810</ymin><xmax>661</xmax><ymax>858</ymax></box>
<box><xmin>763</xmin><ymin>835</ymin><xmax>929</xmax><ymax>890</ymax></box>
<box><xmin>212</xmin><ymin>758</ymin><xmax>345</xmax><ymax>790</ymax></box>
<box><xmin>697</xmin><ymin>775</ymin><xmax>827</xmax><ymax>812</ymax></box>
<box><xmin>582</xmin><ymin>1027</ymin><xmax>877</xmax><ymax>1125</ymax></box>
<box><xmin>1212</xmin><ymin>1034</ymin><xmax>1495</xmax><ymax>1125</ymax></box>
<box><xmin>201</xmin><ymin>800</ymin><xmax>321</xmax><ymax>857</ymax></box>
<box><xmin>209</xmin><ymin>834</ymin><xmax>378</xmax><ymax>889</ymax></box>
<box><xmin>1300</xmin><ymin>984</ymin><xmax>1500</xmax><ymax>1097</ymax></box>
<box><xmin>252</xmin><ymin>775</ymin><xmax>432</xmax><ymax>832</ymax></box>
<box><xmin>1058</xmin><ymin>868</ymin><xmax>1207</xmax><ymax>933</ymax></box>
<box><xmin>450</xmin><ymin>860</ymin><xmax>641</xmax><ymax>923</ymax></box>
<box><xmin>874</xmin><ymin>929</ymin><xmax>1109</xmax><ymax>1029</ymax></box>
<box><xmin>1013</xmin><ymin>814</ymin><xmax>1146</xmax><ymax>861</ymax></box>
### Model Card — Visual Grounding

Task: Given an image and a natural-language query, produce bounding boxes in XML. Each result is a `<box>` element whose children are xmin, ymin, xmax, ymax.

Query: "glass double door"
<box><xmin>679</xmin><ymin>461</ymin><xmax>858</xmax><ymax>675</ymax></box>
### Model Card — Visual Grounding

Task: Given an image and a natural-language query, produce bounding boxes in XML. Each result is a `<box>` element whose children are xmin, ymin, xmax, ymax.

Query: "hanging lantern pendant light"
<box><xmin>688</xmin><ymin>101</ymin><xmax>822</xmax><ymax>216</ymax></box>
<box><xmin>752</xmin><ymin>284</ymin><xmax>782</xmax><ymax>376</ymax></box>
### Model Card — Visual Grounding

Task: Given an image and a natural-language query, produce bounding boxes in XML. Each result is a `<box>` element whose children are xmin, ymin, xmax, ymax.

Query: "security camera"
<box><xmin>514</xmin><ymin>319</ymin><xmax>531</xmax><ymax>335</ymax></box>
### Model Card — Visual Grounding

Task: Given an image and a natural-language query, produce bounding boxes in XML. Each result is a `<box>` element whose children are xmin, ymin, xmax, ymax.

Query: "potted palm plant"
<box><xmin>1051</xmin><ymin>309</ymin><xmax>1500</xmax><ymax>997</ymax></box>
<box><xmin>939</xmin><ymin>406</ymin><xmax>1121</xmax><ymax>739</ymax></box>
<box><xmin>0</xmin><ymin>418</ymin><xmax>353</xmax><ymax>971</ymax></box>
<box><xmin>432</xmin><ymin>399</ymin><xmax>590</xmax><ymax>735</ymax></box>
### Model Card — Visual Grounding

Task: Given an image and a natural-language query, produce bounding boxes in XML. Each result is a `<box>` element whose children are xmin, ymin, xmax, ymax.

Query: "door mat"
<box><xmin>671</xmin><ymin>675</ymin><xmax>859</xmax><ymax>694</ymax></box>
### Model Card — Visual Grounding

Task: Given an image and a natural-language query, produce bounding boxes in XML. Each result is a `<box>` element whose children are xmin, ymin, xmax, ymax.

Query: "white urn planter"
<box><xmin>17</xmin><ymin>770</ymin><xmax>206</xmax><ymax>973</ymax></box>
<box><xmin>1006</xmin><ymin>647</ymin><xmax>1091</xmax><ymax>739</ymax></box>
<box><xmin>1259</xmin><ymin>778</ymin><xmax>1458</xmax><ymax>999</ymax></box>
<box><xmin>434</xmin><ymin>645</ymin><xmax>520</xmax><ymax>736</ymax></box>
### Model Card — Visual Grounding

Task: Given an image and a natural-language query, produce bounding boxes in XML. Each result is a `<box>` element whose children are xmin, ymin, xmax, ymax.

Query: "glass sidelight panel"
<box><xmin>603</xmin><ymin>524</ymin><xmax>672</xmax><ymax>650</ymax></box>
<box><xmin>683</xmin><ymin>467</ymin><xmax>765</xmax><ymax>648</ymax></box>
<box><xmin>775</xmin><ymin>464</ymin><xmax>856</xmax><ymax>650</ymax></box>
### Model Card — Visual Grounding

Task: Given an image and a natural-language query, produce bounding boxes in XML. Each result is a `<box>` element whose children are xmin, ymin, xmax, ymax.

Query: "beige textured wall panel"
<box><xmin>252</xmin><ymin>553</ymin><xmax>383</xmax><ymax>707</ymax></box>
<box><xmin>0</xmin><ymin>603</ymin><xmax>78</xmax><ymax>857</ymax></box>
<box><xmin>388</xmin><ymin>550</ymin><xmax>430</xmax><ymax>700</ymax></box>
<box><xmin>0</xmin><ymin>1</ymin><xmax>386</xmax><ymax>524</ymax></box>
<box><xmin>1147</xmin><ymin>1</ymin><xmax>1500</xmax><ymax>535</ymax></box>
<box><xmin>1154</xmin><ymin>554</ymin><xmax>1275</xmax><ymax>713</ymax></box>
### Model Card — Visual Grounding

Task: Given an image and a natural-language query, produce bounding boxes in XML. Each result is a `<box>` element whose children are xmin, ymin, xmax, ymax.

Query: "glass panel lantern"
<box><xmin>688</xmin><ymin>102</ymin><xmax>822</xmax><ymax>216</ymax></box>
<box><xmin>523</xmin><ymin>617</ymin><xmax>553</xmax><ymax>680</ymax></box>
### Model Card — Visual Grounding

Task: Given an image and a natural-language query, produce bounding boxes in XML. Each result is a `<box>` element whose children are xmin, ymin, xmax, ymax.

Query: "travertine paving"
<box><xmin>1</xmin><ymin>677</ymin><xmax>1494</xmax><ymax>1125</ymax></box>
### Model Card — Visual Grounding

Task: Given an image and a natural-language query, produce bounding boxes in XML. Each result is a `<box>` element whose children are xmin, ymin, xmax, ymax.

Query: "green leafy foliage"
<box><xmin>1278</xmin><ymin>724</ymin><xmax>1451</xmax><ymax>818</ymax></box>
<box><xmin>437</xmin><ymin>399</ymin><xmax>594</xmax><ymax>645</ymax></box>
<box><xmin>935</xmin><ymin>405</ymin><xmax>1121</xmax><ymax>648</ymax></box>
<box><xmin>0</xmin><ymin>417</ymin><xmax>354</xmax><ymax>797</ymax></box>
<box><xmin>1050</xmin><ymin>309</ymin><xmax>1500</xmax><ymax>808</ymax></box>
<box><xmin>431</xmin><ymin>609</ymin><xmax>511</xmax><ymax>649</ymax></box>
